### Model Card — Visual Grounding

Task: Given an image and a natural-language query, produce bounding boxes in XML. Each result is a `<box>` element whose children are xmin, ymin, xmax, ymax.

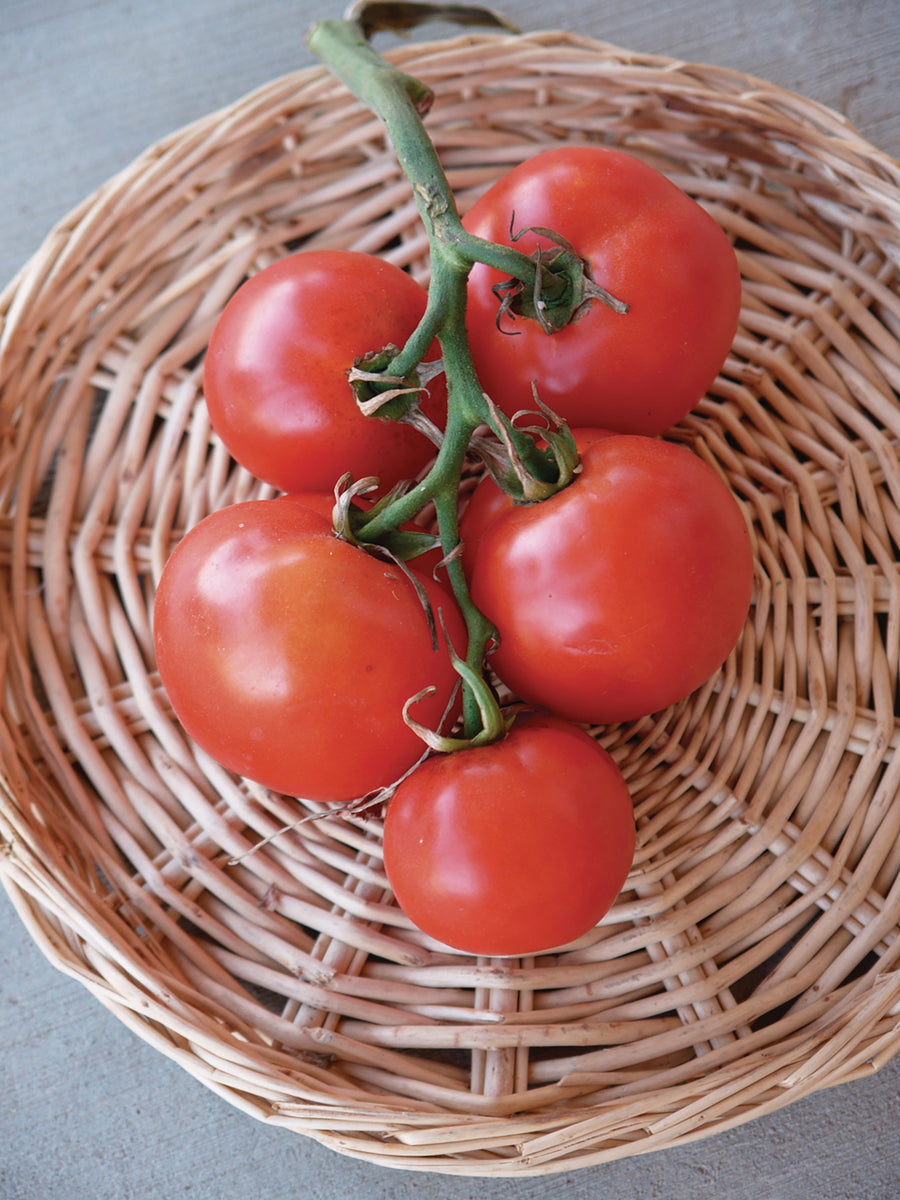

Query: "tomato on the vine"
<box><xmin>469</xmin><ymin>435</ymin><xmax>754</xmax><ymax>725</ymax></box>
<box><xmin>382</xmin><ymin>711</ymin><xmax>635</xmax><ymax>956</ymax></box>
<box><xmin>203</xmin><ymin>250</ymin><xmax>445</xmax><ymax>494</ymax></box>
<box><xmin>153</xmin><ymin>494</ymin><xmax>465</xmax><ymax>801</ymax></box>
<box><xmin>463</xmin><ymin>146</ymin><xmax>742</xmax><ymax>435</ymax></box>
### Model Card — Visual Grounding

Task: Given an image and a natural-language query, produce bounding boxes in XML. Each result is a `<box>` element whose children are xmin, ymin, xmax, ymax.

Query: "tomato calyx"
<box><xmin>348</xmin><ymin>345</ymin><xmax>445</xmax><ymax>446</ymax></box>
<box><xmin>331</xmin><ymin>473</ymin><xmax>442</xmax><ymax>565</ymax></box>
<box><xmin>492</xmin><ymin>223</ymin><xmax>630</xmax><ymax>335</ymax></box>
<box><xmin>403</xmin><ymin>610</ymin><xmax>509</xmax><ymax>752</ymax></box>
<box><xmin>471</xmin><ymin>392</ymin><xmax>581</xmax><ymax>502</ymax></box>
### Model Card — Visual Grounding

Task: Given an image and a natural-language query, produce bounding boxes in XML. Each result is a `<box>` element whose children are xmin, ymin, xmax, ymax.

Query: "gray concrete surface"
<box><xmin>2</xmin><ymin>1</ymin><xmax>899</xmax><ymax>1197</ymax></box>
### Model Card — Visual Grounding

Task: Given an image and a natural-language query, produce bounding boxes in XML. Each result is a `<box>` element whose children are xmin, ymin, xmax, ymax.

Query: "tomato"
<box><xmin>203</xmin><ymin>250</ymin><xmax>445</xmax><ymax>494</ymax></box>
<box><xmin>459</xmin><ymin>426</ymin><xmax>612</xmax><ymax>575</ymax></box>
<box><xmin>153</xmin><ymin>494</ymin><xmax>465</xmax><ymax>801</ymax></box>
<box><xmin>382</xmin><ymin>711</ymin><xmax>635</xmax><ymax>956</ymax></box>
<box><xmin>463</xmin><ymin>146</ymin><xmax>742</xmax><ymax>435</ymax></box>
<box><xmin>469</xmin><ymin>436</ymin><xmax>754</xmax><ymax>724</ymax></box>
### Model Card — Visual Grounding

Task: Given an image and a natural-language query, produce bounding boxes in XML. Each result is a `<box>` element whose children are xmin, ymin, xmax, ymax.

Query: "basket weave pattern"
<box><xmin>2</xmin><ymin>32</ymin><xmax>900</xmax><ymax>1175</ymax></box>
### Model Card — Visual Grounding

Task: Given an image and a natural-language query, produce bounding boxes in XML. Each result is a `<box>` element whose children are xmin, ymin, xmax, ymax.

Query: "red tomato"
<box><xmin>203</xmin><ymin>250</ymin><xmax>445</xmax><ymax>494</ymax></box>
<box><xmin>463</xmin><ymin>146</ymin><xmax>741</xmax><ymax>435</ymax></box>
<box><xmin>382</xmin><ymin>712</ymin><xmax>635</xmax><ymax>956</ymax></box>
<box><xmin>153</xmin><ymin>495</ymin><xmax>465</xmax><ymax>801</ymax></box>
<box><xmin>459</xmin><ymin>427</ymin><xmax>612</xmax><ymax>575</ymax></box>
<box><xmin>469</xmin><ymin>436</ymin><xmax>754</xmax><ymax>724</ymax></box>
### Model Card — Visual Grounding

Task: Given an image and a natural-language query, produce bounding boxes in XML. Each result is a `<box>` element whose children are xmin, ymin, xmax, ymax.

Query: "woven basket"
<box><xmin>2</xmin><ymin>29</ymin><xmax>900</xmax><ymax>1177</ymax></box>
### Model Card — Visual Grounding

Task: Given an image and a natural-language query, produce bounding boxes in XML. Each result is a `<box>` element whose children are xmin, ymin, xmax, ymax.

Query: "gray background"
<box><xmin>2</xmin><ymin>1</ymin><xmax>899</xmax><ymax>1197</ymax></box>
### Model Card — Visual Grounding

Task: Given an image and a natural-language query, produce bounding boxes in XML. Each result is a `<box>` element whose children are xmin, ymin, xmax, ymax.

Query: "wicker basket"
<box><xmin>2</xmin><ymin>29</ymin><xmax>900</xmax><ymax>1177</ymax></box>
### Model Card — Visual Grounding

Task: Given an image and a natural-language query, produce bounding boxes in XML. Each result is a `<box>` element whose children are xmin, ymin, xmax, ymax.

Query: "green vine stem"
<box><xmin>305</xmin><ymin>4</ymin><xmax>600</xmax><ymax>743</ymax></box>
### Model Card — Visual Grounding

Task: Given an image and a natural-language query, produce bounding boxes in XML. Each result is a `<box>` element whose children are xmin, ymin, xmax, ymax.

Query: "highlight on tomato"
<box><xmin>203</xmin><ymin>249</ymin><xmax>446</xmax><ymax>495</ymax></box>
<box><xmin>469</xmin><ymin>435</ymin><xmax>755</xmax><ymax>725</ymax></box>
<box><xmin>153</xmin><ymin>494</ymin><xmax>466</xmax><ymax>802</ymax></box>
<box><xmin>382</xmin><ymin>711</ymin><xmax>636</xmax><ymax>956</ymax></box>
<box><xmin>463</xmin><ymin>145</ymin><xmax>742</xmax><ymax>436</ymax></box>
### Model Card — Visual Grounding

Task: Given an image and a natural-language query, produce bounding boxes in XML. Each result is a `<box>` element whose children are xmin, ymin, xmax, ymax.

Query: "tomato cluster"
<box><xmin>153</xmin><ymin>146</ymin><xmax>750</xmax><ymax>958</ymax></box>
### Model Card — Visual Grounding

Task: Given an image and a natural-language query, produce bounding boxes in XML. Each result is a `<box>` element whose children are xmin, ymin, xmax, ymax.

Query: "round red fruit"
<box><xmin>383</xmin><ymin>712</ymin><xmax>635</xmax><ymax>956</ymax></box>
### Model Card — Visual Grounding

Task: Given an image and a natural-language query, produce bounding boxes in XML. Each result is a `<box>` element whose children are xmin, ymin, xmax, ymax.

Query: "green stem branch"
<box><xmin>306</xmin><ymin>8</ymin><xmax>567</xmax><ymax>741</ymax></box>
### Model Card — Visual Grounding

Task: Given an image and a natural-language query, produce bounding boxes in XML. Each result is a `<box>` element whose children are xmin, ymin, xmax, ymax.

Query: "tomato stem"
<box><xmin>306</xmin><ymin>5</ymin><xmax>572</xmax><ymax>741</ymax></box>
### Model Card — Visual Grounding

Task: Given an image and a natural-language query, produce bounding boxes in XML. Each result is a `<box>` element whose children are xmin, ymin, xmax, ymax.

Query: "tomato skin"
<box><xmin>382</xmin><ymin>712</ymin><xmax>635</xmax><ymax>956</ymax></box>
<box><xmin>469</xmin><ymin>436</ymin><xmax>754</xmax><ymax>725</ymax></box>
<box><xmin>463</xmin><ymin>146</ymin><xmax>741</xmax><ymax>435</ymax></box>
<box><xmin>153</xmin><ymin>495</ymin><xmax>465</xmax><ymax>801</ymax></box>
<box><xmin>203</xmin><ymin>250</ymin><xmax>445</xmax><ymax>494</ymax></box>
